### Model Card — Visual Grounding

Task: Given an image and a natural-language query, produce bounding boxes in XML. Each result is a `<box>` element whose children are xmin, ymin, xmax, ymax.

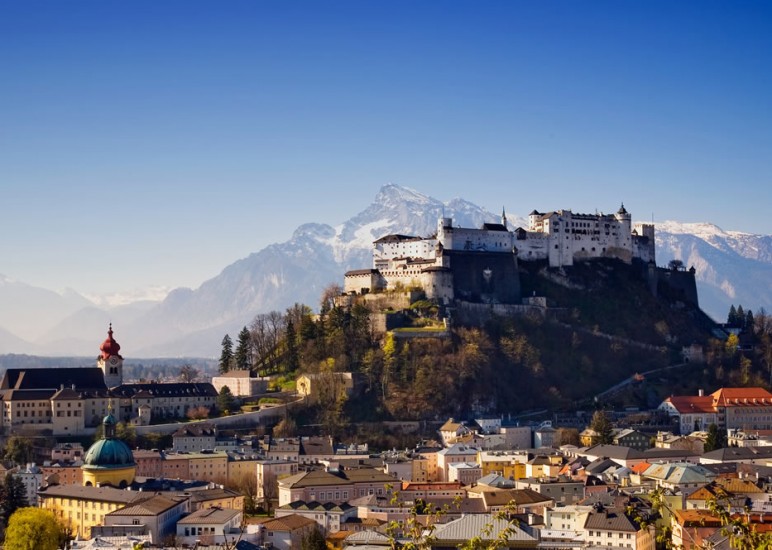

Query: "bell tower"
<box><xmin>97</xmin><ymin>324</ymin><xmax>123</xmax><ymax>388</ymax></box>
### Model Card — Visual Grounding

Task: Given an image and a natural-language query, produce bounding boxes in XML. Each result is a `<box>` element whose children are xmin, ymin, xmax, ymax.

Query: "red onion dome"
<box><xmin>99</xmin><ymin>324</ymin><xmax>122</xmax><ymax>359</ymax></box>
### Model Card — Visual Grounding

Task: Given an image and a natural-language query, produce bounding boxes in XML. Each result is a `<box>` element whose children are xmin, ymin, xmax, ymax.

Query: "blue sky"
<box><xmin>2</xmin><ymin>1</ymin><xmax>771</xmax><ymax>296</ymax></box>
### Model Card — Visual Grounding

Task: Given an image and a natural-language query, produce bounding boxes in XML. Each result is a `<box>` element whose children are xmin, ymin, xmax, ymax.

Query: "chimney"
<box><xmin>698</xmin><ymin>389</ymin><xmax>704</xmax><ymax>397</ymax></box>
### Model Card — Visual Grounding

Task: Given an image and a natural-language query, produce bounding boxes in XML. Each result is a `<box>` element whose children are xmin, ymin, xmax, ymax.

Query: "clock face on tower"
<box><xmin>110</xmin><ymin>357</ymin><xmax>119</xmax><ymax>365</ymax></box>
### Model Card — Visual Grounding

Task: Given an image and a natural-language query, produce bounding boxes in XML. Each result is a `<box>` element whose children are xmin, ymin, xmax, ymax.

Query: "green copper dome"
<box><xmin>83</xmin><ymin>409</ymin><xmax>135</xmax><ymax>469</ymax></box>
<box><xmin>83</xmin><ymin>438</ymin><xmax>135</xmax><ymax>469</ymax></box>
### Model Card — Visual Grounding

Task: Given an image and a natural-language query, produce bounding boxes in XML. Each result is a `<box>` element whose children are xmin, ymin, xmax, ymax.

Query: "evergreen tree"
<box><xmin>737</xmin><ymin>305</ymin><xmax>745</xmax><ymax>326</ymax></box>
<box><xmin>216</xmin><ymin>385</ymin><xmax>236</xmax><ymax>414</ymax></box>
<box><xmin>285</xmin><ymin>319</ymin><xmax>300</xmax><ymax>373</ymax></box>
<box><xmin>234</xmin><ymin>326</ymin><xmax>252</xmax><ymax>371</ymax></box>
<box><xmin>0</xmin><ymin>473</ymin><xmax>28</xmax><ymax>524</ymax></box>
<box><xmin>704</xmin><ymin>423</ymin><xmax>726</xmax><ymax>452</ymax></box>
<box><xmin>590</xmin><ymin>410</ymin><xmax>614</xmax><ymax>445</ymax></box>
<box><xmin>728</xmin><ymin>305</ymin><xmax>738</xmax><ymax>326</ymax></box>
<box><xmin>219</xmin><ymin>334</ymin><xmax>234</xmax><ymax>374</ymax></box>
<box><xmin>746</xmin><ymin>309</ymin><xmax>755</xmax><ymax>333</ymax></box>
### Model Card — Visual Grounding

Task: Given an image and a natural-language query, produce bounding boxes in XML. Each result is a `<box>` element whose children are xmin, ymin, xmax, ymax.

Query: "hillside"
<box><xmin>257</xmin><ymin>257</ymin><xmax>736</xmax><ymax>431</ymax></box>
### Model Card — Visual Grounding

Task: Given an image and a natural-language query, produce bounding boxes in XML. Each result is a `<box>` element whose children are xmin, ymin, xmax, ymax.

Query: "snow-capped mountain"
<box><xmin>1</xmin><ymin>184</ymin><xmax>769</xmax><ymax>357</ymax></box>
<box><xmin>655</xmin><ymin>221</ymin><xmax>772</xmax><ymax>322</ymax></box>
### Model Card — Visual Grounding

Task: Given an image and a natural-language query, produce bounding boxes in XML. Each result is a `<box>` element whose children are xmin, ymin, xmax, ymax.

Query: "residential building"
<box><xmin>172</xmin><ymin>423</ymin><xmax>217</xmax><ymax>452</ymax></box>
<box><xmin>583</xmin><ymin>505</ymin><xmax>654</xmax><ymax>550</ymax></box>
<box><xmin>95</xmin><ymin>495</ymin><xmax>188</xmax><ymax>544</ymax></box>
<box><xmin>38</xmin><ymin>484</ymin><xmax>141</xmax><ymax>538</ymax></box>
<box><xmin>14</xmin><ymin>463</ymin><xmax>43</xmax><ymax>506</ymax></box>
<box><xmin>250</xmin><ymin>514</ymin><xmax>318</xmax><ymax>550</ymax></box>
<box><xmin>275</xmin><ymin>500</ymin><xmax>356</xmax><ymax>533</ymax></box>
<box><xmin>176</xmin><ymin>506</ymin><xmax>243</xmax><ymax>546</ymax></box>
<box><xmin>278</xmin><ymin>467</ymin><xmax>395</xmax><ymax>506</ymax></box>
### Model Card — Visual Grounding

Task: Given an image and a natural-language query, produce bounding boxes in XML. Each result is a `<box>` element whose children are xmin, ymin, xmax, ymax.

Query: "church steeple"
<box><xmin>98</xmin><ymin>324</ymin><xmax>124</xmax><ymax>388</ymax></box>
<box><xmin>501</xmin><ymin>206</ymin><xmax>507</xmax><ymax>228</ymax></box>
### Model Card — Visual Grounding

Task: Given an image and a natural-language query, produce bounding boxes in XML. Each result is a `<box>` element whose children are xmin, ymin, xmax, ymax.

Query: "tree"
<box><xmin>728</xmin><ymin>305</ymin><xmax>739</xmax><ymax>326</ymax></box>
<box><xmin>301</xmin><ymin>527</ymin><xmax>327</xmax><ymax>550</ymax></box>
<box><xmin>3</xmin><ymin>436</ymin><xmax>33</xmax><ymax>465</ymax></box>
<box><xmin>668</xmin><ymin>259</ymin><xmax>684</xmax><ymax>271</ymax></box>
<box><xmin>0</xmin><ymin>473</ymin><xmax>28</xmax><ymax>524</ymax></box>
<box><xmin>187</xmin><ymin>405</ymin><xmax>210</xmax><ymax>420</ymax></box>
<box><xmin>590</xmin><ymin>410</ymin><xmax>614</xmax><ymax>445</ymax></box>
<box><xmin>178</xmin><ymin>364</ymin><xmax>200</xmax><ymax>383</ymax></box>
<box><xmin>273</xmin><ymin>417</ymin><xmax>297</xmax><ymax>438</ymax></box>
<box><xmin>3</xmin><ymin>507</ymin><xmax>63</xmax><ymax>550</ymax></box>
<box><xmin>217</xmin><ymin>385</ymin><xmax>236</xmax><ymax>414</ymax></box>
<box><xmin>555</xmin><ymin>427</ymin><xmax>580</xmax><ymax>447</ymax></box>
<box><xmin>704</xmin><ymin>423</ymin><xmax>726</xmax><ymax>452</ymax></box>
<box><xmin>219</xmin><ymin>334</ymin><xmax>234</xmax><ymax>374</ymax></box>
<box><xmin>234</xmin><ymin>326</ymin><xmax>252</xmax><ymax>371</ymax></box>
<box><xmin>284</xmin><ymin>318</ymin><xmax>300</xmax><ymax>373</ymax></box>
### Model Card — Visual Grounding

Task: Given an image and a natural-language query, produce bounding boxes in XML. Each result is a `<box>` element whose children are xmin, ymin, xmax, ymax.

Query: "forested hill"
<box><xmin>226</xmin><ymin>258</ymin><xmax>772</xmax><ymax>428</ymax></box>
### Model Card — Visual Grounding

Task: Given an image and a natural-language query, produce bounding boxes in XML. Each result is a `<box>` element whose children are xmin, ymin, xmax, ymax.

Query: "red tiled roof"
<box><xmin>665</xmin><ymin>396</ymin><xmax>715</xmax><ymax>414</ymax></box>
<box><xmin>711</xmin><ymin>387</ymin><xmax>772</xmax><ymax>407</ymax></box>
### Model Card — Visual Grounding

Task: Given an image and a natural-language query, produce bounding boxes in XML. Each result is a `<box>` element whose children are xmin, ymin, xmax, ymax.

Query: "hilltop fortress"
<box><xmin>344</xmin><ymin>205</ymin><xmax>695</xmax><ymax>308</ymax></box>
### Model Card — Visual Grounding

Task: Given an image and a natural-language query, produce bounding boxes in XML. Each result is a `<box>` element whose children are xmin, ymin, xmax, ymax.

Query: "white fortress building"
<box><xmin>345</xmin><ymin>205</ymin><xmax>655</xmax><ymax>303</ymax></box>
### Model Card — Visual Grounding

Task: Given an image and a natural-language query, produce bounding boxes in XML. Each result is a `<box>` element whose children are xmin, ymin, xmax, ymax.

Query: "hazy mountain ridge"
<box><xmin>1</xmin><ymin>184</ymin><xmax>770</xmax><ymax>356</ymax></box>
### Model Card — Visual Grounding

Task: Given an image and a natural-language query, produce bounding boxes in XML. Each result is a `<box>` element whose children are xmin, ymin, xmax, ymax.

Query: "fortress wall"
<box><xmin>656</xmin><ymin>268</ymin><xmax>699</xmax><ymax>307</ymax></box>
<box><xmin>444</xmin><ymin>250</ymin><xmax>521</xmax><ymax>304</ymax></box>
<box><xmin>421</xmin><ymin>270</ymin><xmax>454</xmax><ymax>302</ymax></box>
<box><xmin>439</xmin><ymin>226</ymin><xmax>514</xmax><ymax>253</ymax></box>
<box><xmin>453</xmin><ymin>301</ymin><xmax>546</xmax><ymax>326</ymax></box>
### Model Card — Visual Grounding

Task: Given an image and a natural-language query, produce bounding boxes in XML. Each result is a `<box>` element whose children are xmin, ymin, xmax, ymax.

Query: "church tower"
<box><xmin>97</xmin><ymin>324</ymin><xmax>123</xmax><ymax>388</ymax></box>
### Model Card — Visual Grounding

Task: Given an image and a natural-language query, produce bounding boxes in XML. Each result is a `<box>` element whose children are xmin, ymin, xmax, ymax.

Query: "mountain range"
<box><xmin>2</xmin><ymin>184</ymin><xmax>770</xmax><ymax>358</ymax></box>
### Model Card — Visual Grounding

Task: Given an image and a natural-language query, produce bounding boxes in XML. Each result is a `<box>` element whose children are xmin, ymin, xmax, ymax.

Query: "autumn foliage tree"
<box><xmin>3</xmin><ymin>508</ymin><xmax>64</xmax><ymax>550</ymax></box>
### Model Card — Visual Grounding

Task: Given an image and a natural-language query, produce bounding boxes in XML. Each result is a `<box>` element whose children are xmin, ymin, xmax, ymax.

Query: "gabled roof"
<box><xmin>279</xmin><ymin>500</ymin><xmax>353</xmax><ymax>513</ymax></box>
<box><xmin>711</xmin><ymin>387</ymin><xmax>772</xmax><ymax>407</ymax></box>
<box><xmin>663</xmin><ymin>395</ymin><xmax>716</xmax><ymax>414</ymax></box>
<box><xmin>583</xmin><ymin>507</ymin><xmax>637</xmax><ymax>532</ymax></box>
<box><xmin>279</xmin><ymin>467</ymin><xmax>393</xmax><ymax>489</ymax></box>
<box><xmin>672</xmin><ymin>509</ymin><xmax>722</xmax><ymax>527</ymax></box>
<box><xmin>173</xmin><ymin>423</ymin><xmax>216</xmax><ymax>438</ymax></box>
<box><xmin>177</xmin><ymin>506</ymin><xmax>241</xmax><ymax>525</ymax></box>
<box><xmin>437</xmin><ymin>443</ymin><xmax>478</xmax><ymax>456</ymax></box>
<box><xmin>38</xmin><ymin>484</ymin><xmax>141</xmax><ymax>504</ymax></box>
<box><xmin>480</xmin><ymin>488</ymin><xmax>552</xmax><ymax>508</ymax></box>
<box><xmin>108</xmin><ymin>495</ymin><xmax>180</xmax><ymax>516</ymax></box>
<box><xmin>701</xmin><ymin>446</ymin><xmax>772</xmax><ymax>462</ymax></box>
<box><xmin>432</xmin><ymin>514</ymin><xmax>537</xmax><ymax>544</ymax></box>
<box><xmin>642</xmin><ymin>462</ymin><xmax>715</xmax><ymax>484</ymax></box>
<box><xmin>439</xmin><ymin>419</ymin><xmax>463</xmax><ymax>432</ymax></box>
<box><xmin>583</xmin><ymin>445</ymin><xmax>644</xmax><ymax>461</ymax></box>
<box><xmin>255</xmin><ymin>513</ymin><xmax>316</xmax><ymax>531</ymax></box>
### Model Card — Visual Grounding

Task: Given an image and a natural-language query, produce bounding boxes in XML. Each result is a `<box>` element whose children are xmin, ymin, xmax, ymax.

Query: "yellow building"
<box><xmin>82</xmin><ymin>412</ymin><xmax>136</xmax><ymax>488</ymax></box>
<box><xmin>38</xmin><ymin>484</ymin><xmax>140</xmax><ymax>538</ymax></box>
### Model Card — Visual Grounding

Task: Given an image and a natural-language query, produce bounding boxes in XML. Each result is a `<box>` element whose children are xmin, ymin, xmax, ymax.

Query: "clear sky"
<box><xmin>2</xmin><ymin>1</ymin><xmax>771</xmax><ymax>298</ymax></box>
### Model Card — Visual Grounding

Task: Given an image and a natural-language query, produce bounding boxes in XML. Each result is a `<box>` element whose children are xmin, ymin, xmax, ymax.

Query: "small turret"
<box><xmin>501</xmin><ymin>207</ymin><xmax>507</xmax><ymax>228</ymax></box>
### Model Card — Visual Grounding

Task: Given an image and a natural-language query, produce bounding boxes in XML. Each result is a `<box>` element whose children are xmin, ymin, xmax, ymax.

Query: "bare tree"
<box><xmin>320</xmin><ymin>283</ymin><xmax>343</xmax><ymax>312</ymax></box>
<box><xmin>179</xmin><ymin>364</ymin><xmax>200</xmax><ymax>383</ymax></box>
<box><xmin>250</xmin><ymin>311</ymin><xmax>286</xmax><ymax>374</ymax></box>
